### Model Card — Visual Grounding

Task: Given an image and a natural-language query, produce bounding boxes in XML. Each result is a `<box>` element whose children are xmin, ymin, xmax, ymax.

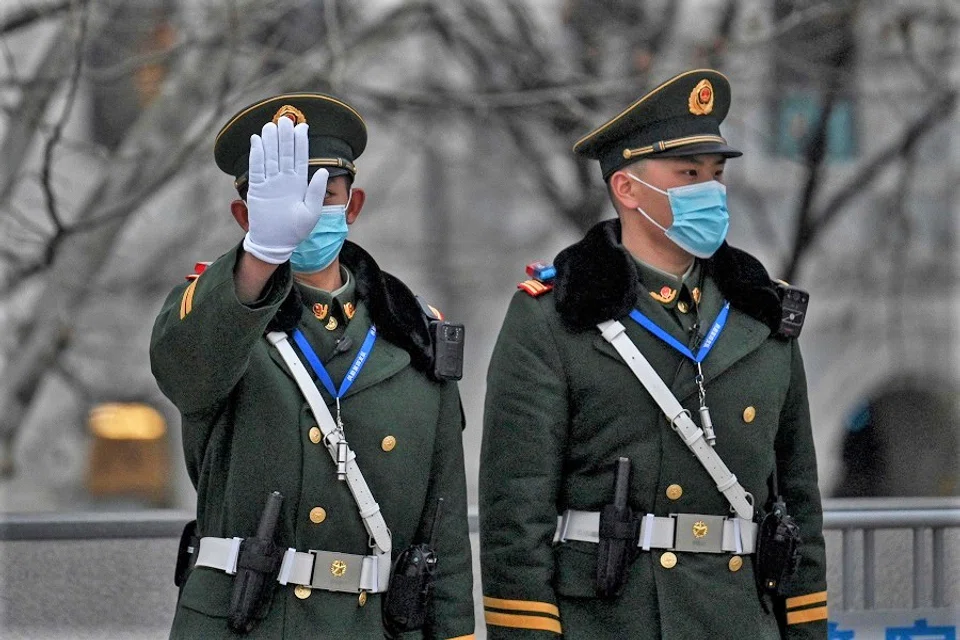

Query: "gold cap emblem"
<box><xmin>692</xmin><ymin>521</ymin><xmax>709</xmax><ymax>539</ymax></box>
<box><xmin>688</xmin><ymin>79</ymin><xmax>714</xmax><ymax>116</ymax></box>
<box><xmin>331</xmin><ymin>559</ymin><xmax>347</xmax><ymax>577</ymax></box>
<box><xmin>273</xmin><ymin>104</ymin><xmax>307</xmax><ymax>125</ymax></box>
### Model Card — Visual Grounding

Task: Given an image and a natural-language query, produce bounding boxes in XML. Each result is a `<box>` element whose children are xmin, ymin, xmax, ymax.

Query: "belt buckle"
<box><xmin>672</xmin><ymin>514</ymin><xmax>726</xmax><ymax>554</ymax></box>
<box><xmin>310</xmin><ymin>550</ymin><xmax>362</xmax><ymax>593</ymax></box>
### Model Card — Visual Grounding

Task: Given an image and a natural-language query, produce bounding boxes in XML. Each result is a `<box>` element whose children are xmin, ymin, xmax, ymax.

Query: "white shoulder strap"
<box><xmin>597</xmin><ymin>320</ymin><xmax>755</xmax><ymax>520</ymax></box>
<box><xmin>267</xmin><ymin>331</ymin><xmax>393</xmax><ymax>556</ymax></box>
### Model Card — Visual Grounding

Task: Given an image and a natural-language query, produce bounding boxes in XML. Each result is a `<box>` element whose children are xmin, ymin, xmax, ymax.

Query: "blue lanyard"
<box><xmin>292</xmin><ymin>325</ymin><xmax>377</xmax><ymax>399</ymax></box>
<box><xmin>628</xmin><ymin>302</ymin><xmax>730</xmax><ymax>364</ymax></box>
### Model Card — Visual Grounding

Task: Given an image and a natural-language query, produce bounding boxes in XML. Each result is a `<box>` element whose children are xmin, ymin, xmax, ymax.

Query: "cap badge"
<box><xmin>688</xmin><ymin>79</ymin><xmax>714</xmax><ymax>116</ymax></box>
<box><xmin>272</xmin><ymin>104</ymin><xmax>307</xmax><ymax>125</ymax></box>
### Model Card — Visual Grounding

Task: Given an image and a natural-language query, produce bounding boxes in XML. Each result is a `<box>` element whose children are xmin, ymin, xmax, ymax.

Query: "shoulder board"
<box><xmin>416</xmin><ymin>295</ymin><xmax>444</xmax><ymax>321</ymax></box>
<box><xmin>185</xmin><ymin>261</ymin><xmax>211</xmax><ymax>282</ymax></box>
<box><xmin>517</xmin><ymin>279</ymin><xmax>554</xmax><ymax>297</ymax></box>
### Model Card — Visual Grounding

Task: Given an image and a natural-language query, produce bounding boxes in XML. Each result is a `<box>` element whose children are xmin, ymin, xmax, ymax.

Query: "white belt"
<box><xmin>195</xmin><ymin>536</ymin><xmax>391</xmax><ymax>593</ymax></box>
<box><xmin>556</xmin><ymin>510</ymin><xmax>757</xmax><ymax>555</ymax></box>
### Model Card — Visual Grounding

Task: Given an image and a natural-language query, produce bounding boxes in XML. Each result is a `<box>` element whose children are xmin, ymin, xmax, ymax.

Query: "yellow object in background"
<box><xmin>86</xmin><ymin>403</ymin><xmax>170</xmax><ymax>505</ymax></box>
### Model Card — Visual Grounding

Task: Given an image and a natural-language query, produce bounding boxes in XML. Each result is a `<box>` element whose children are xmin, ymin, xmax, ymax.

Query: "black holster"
<box><xmin>228</xmin><ymin>491</ymin><xmax>284</xmax><ymax>635</ymax></box>
<box><xmin>595</xmin><ymin>457</ymin><xmax>638</xmax><ymax>599</ymax></box>
<box><xmin>174</xmin><ymin>519</ymin><xmax>198</xmax><ymax>591</ymax></box>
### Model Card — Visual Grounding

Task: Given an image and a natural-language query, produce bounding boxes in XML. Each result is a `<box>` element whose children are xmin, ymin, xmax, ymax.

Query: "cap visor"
<box><xmin>649</xmin><ymin>142</ymin><xmax>742</xmax><ymax>159</ymax></box>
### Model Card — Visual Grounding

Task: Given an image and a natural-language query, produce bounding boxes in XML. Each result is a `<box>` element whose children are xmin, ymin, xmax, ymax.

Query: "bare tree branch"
<box><xmin>0</xmin><ymin>1</ymin><xmax>71</xmax><ymax>37</ymax></box>
<box><xmin>39</xmin><ymin>0</ymin><xmax>90</xmax><ymax>239</ymax></box>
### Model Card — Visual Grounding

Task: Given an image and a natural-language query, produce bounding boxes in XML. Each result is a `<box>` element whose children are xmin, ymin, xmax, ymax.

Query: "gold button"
<box><xmin>294</xmin><ymin>585</ymin><xmax>312</xmax><ymax>599</ymax></box>
<box><xmin>325</xmin><ymin>316</ymin><xmax>338</xmax><ymax>331</ymax></box>
<box><xmin>666</xmin><ymin>484</ymin><xmax>683</xmax><ymax>500</ymax></box>
<box><xmin>677</xmin><ymin>301</ymin><xmax>689</xmax><ymax>314</ymax></box>
<box><xmin>309</xmin><ymin>427</ymin><xmax>322</xmax><ymax>444</ymax></box>
<box><xmin>743</xmin><ymin>406</ymin><xmax>757</xmax><ymax>423</ymax></box>
<box><xmin>309</xmin><ymin>507</ymin><xmax>327</xmax><ymax>524</ymax></box>
<box><xmin>381</xmin><ymin>435</ymin><xmax>397</xmax><ymax>452</ymax></box>
<box><xmin>358</xmin><ymin>591</ymin><xmax>368</xmax><ymax>607</ymax></box>
<box><xmin>660</xmin><ymin>551</ymin><xmax>677</xmax><ymax>569</ymax></box>
<box><xmin>729</xmin><ymin>556</ymin><xmax>743</xmax><ymax>572</ymax></box>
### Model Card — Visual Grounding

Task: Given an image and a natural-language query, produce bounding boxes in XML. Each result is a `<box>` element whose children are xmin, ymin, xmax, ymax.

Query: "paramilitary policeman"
<box><xmin>479</xmin><ymin>69</ymin><xmax>827</xmax><ymax>639</ymax></box>
<box><xmin>151</xmin><ymin>93</ymin><xmax>475</xmax><ymax>639</ymax></box>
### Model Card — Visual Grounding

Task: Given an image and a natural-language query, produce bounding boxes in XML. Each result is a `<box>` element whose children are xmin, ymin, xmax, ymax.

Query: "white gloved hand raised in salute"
<box><xmin>243</xmin><ymin>116</ymin><xmax>329</xmax><ymax>264</ymax></box>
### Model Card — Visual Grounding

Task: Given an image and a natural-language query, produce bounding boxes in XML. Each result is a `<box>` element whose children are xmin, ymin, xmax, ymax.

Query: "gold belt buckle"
<box><xmin>672</xmin><ymin>514</ymin><xmax>725</xmax><ymax>553</ymax></box>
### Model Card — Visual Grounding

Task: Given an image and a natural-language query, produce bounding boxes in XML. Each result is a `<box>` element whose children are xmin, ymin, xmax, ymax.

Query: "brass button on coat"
<box><xmin>294</xmin><ymin>585</ymin><xmax>312</xmax><ymax>599</ymax></box>
<box><xmin>677</xmin><ymin>301</ymin><xmax>689</xmax><ymax>314</ymax></box>
<box><xmin>666</xmin><ymin>484</ymin><xmax>683</xmax><ymax>500</ymax></box>
<box><xmin>660</xmin><ymin>551</ymin><xmax>677</xmax><ymax>569</ymax></box>
<box><xmin>381</xmin><ymin>435</ymin><xmax>397</xmax><ymax>452</ymax></box>
<box><xmin>358</xmin><ymin>591</ymin><xmax>368</xmax><ymax>607</ymax></box>
<box><xmin>743</xmin><ymin>406</ymin><xmax>757</xmax><ymax>423</ymax></box>
<box><xmin>308</xmin><ymin>427</ymin><xmax>322</xmax><ymax>444</ymax></box>
<box><xmin>729</xmin><ymin>556</ymin><xmax>743</xmax><ymax>572</ymax></box>
<box><xmin>309</xmin><ymin>507</ymin><xmax>327</xmax><ymax>524</ymax></box>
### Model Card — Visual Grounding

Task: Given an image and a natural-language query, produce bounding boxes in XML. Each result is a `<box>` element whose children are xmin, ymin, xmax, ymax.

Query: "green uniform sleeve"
<box><xmin>423</xmin><ymin>381</ymin><xmax>476</xmax><ymax>640</ymax></box>
<box><xmin>774</xmin><ymin>340</ymin><xmax>828</xmax><ymax>639</ymax></box>
<box><xmin>480</xmin><ymin>292</ymin><xmax>569</xmax><ymax>638</ymax></box>
<box><xmin>149</xmin><ymin>244</ymin><xmax>291</xmax><ymax>426</ymax></box>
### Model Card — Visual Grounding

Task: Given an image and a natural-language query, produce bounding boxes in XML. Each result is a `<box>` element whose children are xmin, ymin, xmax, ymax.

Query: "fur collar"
<box><xmin>553</xmin><ymin>218</ymin><xmax>782</xmax><ymax>333</ymax></box>
<box><xmin>267</xmin><ymin>241</ymin><xmax>433</xmax><ymax>372</ymax></box>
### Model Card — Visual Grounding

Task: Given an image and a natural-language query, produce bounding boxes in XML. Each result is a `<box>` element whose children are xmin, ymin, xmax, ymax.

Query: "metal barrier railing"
<box><xmin>822</xmin><ymin>497</ymin><xmax>960</xmax><ymax>611</ymax></box>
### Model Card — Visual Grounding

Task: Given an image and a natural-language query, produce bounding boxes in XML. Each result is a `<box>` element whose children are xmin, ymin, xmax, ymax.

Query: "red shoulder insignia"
<box><xmin>185</xmin><ymin>261</ymin><xmax>211</xmax><ymax>281</ymax></box>
<box><xmin>517</xmin><ymin>279</ymin><xmax>553</xmax><ymax>297</ymax></box>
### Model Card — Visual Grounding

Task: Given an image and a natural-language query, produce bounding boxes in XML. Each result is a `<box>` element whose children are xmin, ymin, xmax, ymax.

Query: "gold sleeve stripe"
<box><xmin>483</xmin><ymin>596</ymin><xmax>560</xmax><ymax>617</ymax></box>
<box><xmin>484</xmin><ymin>611</ymin><xmax>562</xmax><ymax>634</ymax></box>
<box><xmin>179</xmin><ymin>279</ymin><xmax>199</xmax><ymax>320</ymax></box>
<box><xmin>445</xmin><ymin>635</ymin><xmax>476</xmax><ymax>640</ymax></box>
<box><xmin>786</xmin><ymin>591</ymin><xmax>828</xmax><ymax>609</ymax></box>
<box><xmin>786</xmin><ymin>606</ymin><xmax>829</xmax><ymax>625</ymax></box>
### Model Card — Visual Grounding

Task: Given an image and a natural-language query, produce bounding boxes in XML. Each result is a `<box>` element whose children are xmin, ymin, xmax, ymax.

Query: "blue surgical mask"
<box><xmin>290</xmin><ymin>194</ymin><xmax>351</xmax><ymax>273</ymax></box>
<box><xmin>627</xmin><ymin>173</ymin><xmax>729</xmax><ymax>258</ymax></box>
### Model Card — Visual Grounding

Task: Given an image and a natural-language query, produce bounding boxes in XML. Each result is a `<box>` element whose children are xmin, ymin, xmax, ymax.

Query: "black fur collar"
<box><xmin>553</xmin><ymin>218</ymin><xmax>782</xmax><ymax>333</ymax></box>
<box><xmin>266</xmin><ymin>241</ymin><xmax>433</xmax><ymax>373</ymax></box>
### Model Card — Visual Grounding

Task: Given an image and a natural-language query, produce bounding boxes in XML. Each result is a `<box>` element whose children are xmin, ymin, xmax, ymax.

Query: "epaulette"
<box><xmin>185</xmin><ymin>261</ymin><xmax>211</xmax><ymax>282</ymax></box>
<box><xmin>517</xmin><ymin>261</ymin><xmax>556</xmax><ymax>297</ymax></box>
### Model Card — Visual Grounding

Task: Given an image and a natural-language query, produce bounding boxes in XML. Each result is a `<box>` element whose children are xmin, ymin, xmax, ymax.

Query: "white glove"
<box><xmin>243</xmin><ymin>116</ymin><xmax>329</xmax><ymax>264</ymax></box>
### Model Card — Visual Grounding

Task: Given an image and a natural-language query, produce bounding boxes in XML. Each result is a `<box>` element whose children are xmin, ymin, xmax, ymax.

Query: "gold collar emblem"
<box><xmin>313</xmin><ymin>303</ymin><xmax>329</xmax><ymax>321</ymax></box>
<box><xmin>691</xmin><ymin>287</ymin><xmax>702</xmax><ymax>304</ymax></box>
<box><xmin>650</xmin><ymin>286</ymin><xmax>677</xmax><ymax>304</ymax></box>
<box><xmin>343</xmin><ymin>301</ymin><xmax>356</xmax><ymax>320</ymax></box>
<box><xmin>688</xmin><ymin>79</ymin><xmax>714</xmax><ymax>116</ymax></box>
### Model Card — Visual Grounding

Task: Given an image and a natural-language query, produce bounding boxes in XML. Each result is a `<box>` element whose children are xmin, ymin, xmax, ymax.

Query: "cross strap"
<box><xmin>267</xmin><ymin>331</ymin><xmax>393</xmax><ymax>556</ymax></box>
<box><xmin>596</xmin><ymin>320</ymin><xmax>754</xmax><ymax>520</ymax></box>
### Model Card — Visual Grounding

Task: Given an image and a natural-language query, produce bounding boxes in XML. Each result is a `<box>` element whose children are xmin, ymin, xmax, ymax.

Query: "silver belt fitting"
<box><xmin>556</xmin><ymin>510</ymin><xmax>757</xmax><ymax>555</ymax></box>
<box><xmin>195</xmin><ymin>537</ymin><xmax>390</xmax><ymax>594</ymax></box>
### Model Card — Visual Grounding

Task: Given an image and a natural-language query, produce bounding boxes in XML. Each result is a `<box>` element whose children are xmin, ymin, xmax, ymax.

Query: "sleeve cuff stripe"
<box><xmin>483</xmin><ymin>596</ymin><xmax>560</xmax><ymax>617</ymax></box>
<box><xmin>786</xmin><ymin>591</ymin><xmax>828</xmax><ymax>609</ymax></box>
<box><xmin>786</xmin><ymin>606</ymin><xmax>829</xmax><ymax>625</ymax></box>
<box><xmin>485</xmin><ymin>611</ymin><xmax>562</xmax><ymax>634</ymax></box>
<box><xmin>445</xmin><ymin>635</ymin><xmax>476</xmax><ymax>640</ymax></box>
<box><xmin>179</xmin><ymin>279</ymin><xmax>199</xmax><ymax>320</ymax></box>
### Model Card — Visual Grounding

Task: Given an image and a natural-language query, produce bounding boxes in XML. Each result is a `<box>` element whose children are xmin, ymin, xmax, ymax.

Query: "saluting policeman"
<box><xmin>479</xmin><ymin>70</ymin><xmax>827</xmax><ymax>639</ymax></box>
<box><xmin>151</xmin><ymin>94</ymin><xmax>475</xmax><ymax>639</ymax></box>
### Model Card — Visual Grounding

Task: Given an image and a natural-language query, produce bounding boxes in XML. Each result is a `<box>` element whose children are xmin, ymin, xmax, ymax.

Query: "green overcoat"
<box><xmin>479</xmin><ymin>219</ymin><xmax>826</xmax><ymax>639</ymax></box>
<box><xmin>151</xmin><ymin>241</ymin><xmax>475</xmax><ymax>639</ymax></box>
